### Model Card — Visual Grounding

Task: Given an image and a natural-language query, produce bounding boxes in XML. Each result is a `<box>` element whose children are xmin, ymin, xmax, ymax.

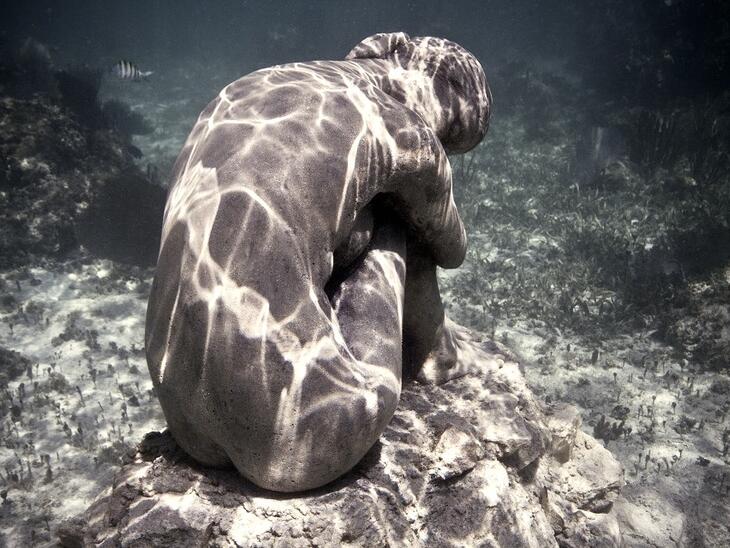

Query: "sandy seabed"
<box><xmin>0</xmin><ymin>259</ymin><xmax>165</xmax><ymax>545</ymax></box>
<box><xmin>0</xmin><ymin>252</ymin><xmax>727</xmax><ymax>546</ymax></box>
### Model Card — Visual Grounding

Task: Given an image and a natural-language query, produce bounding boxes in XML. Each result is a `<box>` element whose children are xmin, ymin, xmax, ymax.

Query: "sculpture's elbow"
<box><xmin>435</xmin><ymin>227</ymin><xmax>467</xmax><ymax>269</ymax></box>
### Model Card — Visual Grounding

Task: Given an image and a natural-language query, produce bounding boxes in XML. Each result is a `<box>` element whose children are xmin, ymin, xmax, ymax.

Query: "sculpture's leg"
<box><xmin>402</xmin><ymin>239</ymin><xmax>476</xmax><ymax>384</ymax></box>
<box><xmin>402</xmin><ymin>239</ymin><xmax>455</xmax><ymax>383</ymax></box>
<box><xmin>332</xmin><ymin>219</ymin><xmax>406</xmax><ymax>373</ymax></box>
<box><xmin>241</xmin><ymin>219</ymin><xmax>408</xmax><ymax>492</ymax></box>
<box><xmin>243</xmin><ymin>219</ymin><xmax>407</xmax><ymax>491</ymax></box>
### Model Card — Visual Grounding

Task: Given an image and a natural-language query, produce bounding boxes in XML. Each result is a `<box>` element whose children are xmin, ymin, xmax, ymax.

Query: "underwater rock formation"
<box><xmin>0</xmin><ymin>94</ymin><xmax>164</xmax><ymax>268</ymax></box>
<box><xmin>0</xmin><ymin>96</ymin><xmax>97</xmax><ymax>265</ymax></box>
<box><xmin>58</xmin><ymin>339</ymin><xmax>624</xmax><ymax>547</ymax></box>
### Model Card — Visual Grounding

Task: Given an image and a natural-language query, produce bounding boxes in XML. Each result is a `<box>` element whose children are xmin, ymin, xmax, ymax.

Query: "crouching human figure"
<box><xmin>145</xmin><ymin>32</ymin><xmax>492</xmax><ymax>492</ymax></box>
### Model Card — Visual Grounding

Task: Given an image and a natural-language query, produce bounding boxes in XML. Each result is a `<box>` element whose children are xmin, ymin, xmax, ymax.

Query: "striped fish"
<box><xmin>111</xmin><ymin>60</ymin><xmax>153</xmax><ymax>80</ymax></box>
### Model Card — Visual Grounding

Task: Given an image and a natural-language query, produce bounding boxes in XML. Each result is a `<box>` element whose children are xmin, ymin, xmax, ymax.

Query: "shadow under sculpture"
<box><xmin>145</xmin><ymin>32</ymin><xmax>493</xmax><ymax>492</ymax></box>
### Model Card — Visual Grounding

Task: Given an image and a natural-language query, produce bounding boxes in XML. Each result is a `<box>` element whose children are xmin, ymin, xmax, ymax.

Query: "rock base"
<box><xmin>58</xmin><ymin>339</ymin><xmax>624</xmax><ymax>547</ymax></box>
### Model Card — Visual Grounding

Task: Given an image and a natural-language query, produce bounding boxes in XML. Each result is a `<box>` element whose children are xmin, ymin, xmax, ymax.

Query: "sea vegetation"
<box><xmin>569</xmin><ymin>0</ymin><xmax>730</xmax><ymax>106</ymax></box>
<box><xmin>446</xmin><ymin>19</ymin><xmax>730</xmax><ymax>533</ymax></box>
<box><xmin>0</xmin><ymin>257</ymin><xmax>155</xmax><ymax>542</ymax></box>
<box><xmin>450</xmin><ymin>1</ymin><xmax>730</xmax><ymax>375</ymax></box>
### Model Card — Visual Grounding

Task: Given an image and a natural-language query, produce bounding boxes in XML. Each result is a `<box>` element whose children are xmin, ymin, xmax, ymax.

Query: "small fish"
<box><xmin>111</xmin><ymin>60</ymin><xmax>152</xmax><ymax>80</ymax></box>
<box><xmin>125</xmin><ymin>143</ymin><xmax>143</xmax><ymax>159</ymax></box>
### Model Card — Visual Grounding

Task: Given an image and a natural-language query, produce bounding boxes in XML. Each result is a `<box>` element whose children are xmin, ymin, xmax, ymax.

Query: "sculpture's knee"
<box><xmin>227</xmin><ymin>387</ymin><xmax>398</xmax><ymax>492</ymax></box>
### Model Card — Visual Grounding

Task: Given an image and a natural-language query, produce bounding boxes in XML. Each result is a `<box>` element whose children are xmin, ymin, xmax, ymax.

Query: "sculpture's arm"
<box><xmin>385</xmin><ymin>126</ymin><xmax>466</xmax><ymax>269</ymax></box>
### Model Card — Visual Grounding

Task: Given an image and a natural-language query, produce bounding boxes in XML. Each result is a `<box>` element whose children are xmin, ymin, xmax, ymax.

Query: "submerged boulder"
<box><xmin>58</xmin><ymin>340</ymin><xmax>624</xmax><ymax>547</ymax></box>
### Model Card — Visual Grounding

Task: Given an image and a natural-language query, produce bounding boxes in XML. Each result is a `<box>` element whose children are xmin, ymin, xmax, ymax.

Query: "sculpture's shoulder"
<box><xmin>189</xmin><ymin>59</ymin><xmax>438</xmax><ymax>148</ymax></box>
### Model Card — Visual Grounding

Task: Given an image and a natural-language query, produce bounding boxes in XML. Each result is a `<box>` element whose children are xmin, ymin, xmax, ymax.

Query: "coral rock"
<box><xmin>59</xmin><ymin>344</ymin><xmax>624</xmax><ymax>547</ymax></box>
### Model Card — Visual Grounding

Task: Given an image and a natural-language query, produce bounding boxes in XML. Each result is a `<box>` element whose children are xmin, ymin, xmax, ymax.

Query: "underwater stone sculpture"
<box><xmin>145</xmin><ymin>32</ymin><xmax>492</xmax><ymax>492</ymax></box>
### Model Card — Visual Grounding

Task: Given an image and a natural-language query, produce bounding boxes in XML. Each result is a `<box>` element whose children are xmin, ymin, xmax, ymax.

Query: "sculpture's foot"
<box><xmin>415</xmin><ymin>318</ymin><xmax>507</xmax><ymax>384</ymax></box>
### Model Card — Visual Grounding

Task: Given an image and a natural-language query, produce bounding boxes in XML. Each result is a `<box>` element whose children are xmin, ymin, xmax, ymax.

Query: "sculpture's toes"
<box><xmin>416</xmin><ymin>318</ymin><xmax>462</xmax><ymax>384</ymax></box>
<box><xmin>416</xmin><ymin>318</ymin><xmax>505</xmax><ymax>385</ymax></box>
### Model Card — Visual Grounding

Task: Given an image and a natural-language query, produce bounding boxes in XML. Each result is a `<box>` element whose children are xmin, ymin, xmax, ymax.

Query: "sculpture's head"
<box><xmin>346</xmin><ymin>32</ymin><xmax>492</xmax><ymax>154</ymax></box>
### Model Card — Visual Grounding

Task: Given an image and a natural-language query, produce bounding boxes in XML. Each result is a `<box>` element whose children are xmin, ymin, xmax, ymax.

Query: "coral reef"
<box><xmin>0</xmin><ymin>37</ymin><xmax>163</xmax><ymax>268</ymax></box>
<box><xmin>0</xmin><ymin>94</ymin><xmax>164</xmax><ymax>268</ymax></box>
